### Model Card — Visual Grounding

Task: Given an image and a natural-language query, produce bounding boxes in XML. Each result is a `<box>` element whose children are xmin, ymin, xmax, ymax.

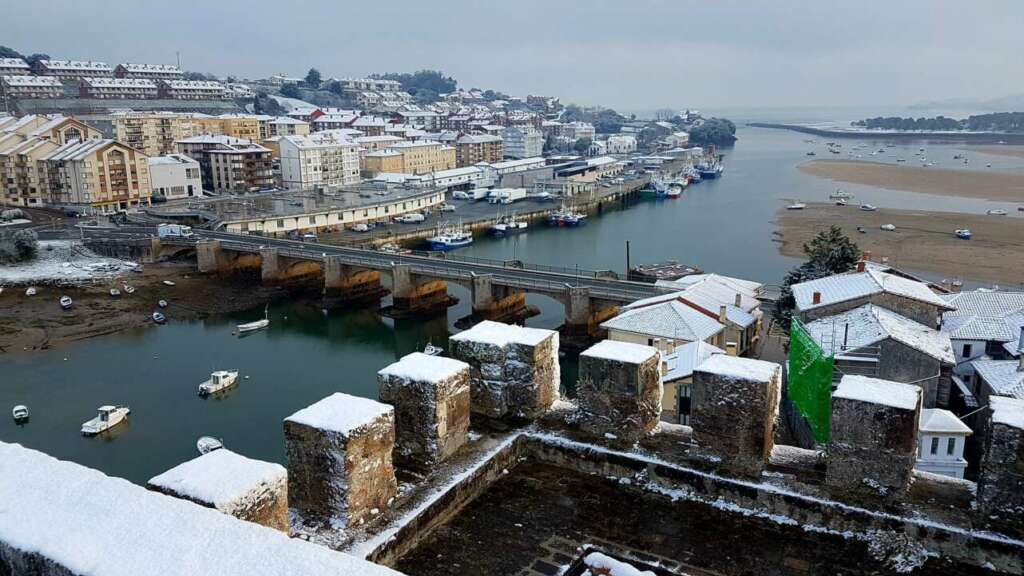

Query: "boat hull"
<box><xmin>428</xmin><ymin>239</ymin><xmax>473</xmax><ymax>250</ymax></box>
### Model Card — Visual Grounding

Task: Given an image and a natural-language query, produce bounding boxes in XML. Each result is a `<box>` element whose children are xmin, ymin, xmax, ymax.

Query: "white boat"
<box><xmin>491</xmin><ymin>213</ymin><xmax>528</xmax><ymax>235</ymax></box>
<box><xmin>197</xmin><ymin>436</ymin><xmax>224</xmax><ymax>455</ymax></box>
<box><xmin>836</xmin><ymin>198</ymin><xmax>848</xmax><ymax>206</ymax></box>
<box><xmin>955</xmin><ymin>229</ymin><xmax>973</xmax><ymax>240</ymax></box>
<box><xmin>110</xmin><ymin>288</ymin><xmax>121</xmax><ymax>298</ymax></box>
<box><xmin>81</xmin><ymin>405</ymin><xmax>130</xmax><ymax>436</ymax></box>
<box><xmin>162</xmin><ymin>280</ymin><xmax>176</xmax><ymax>287</ymax></box>
<box><xmin>860</xmin><ymin>204</ymin><xmax>878</xmax><ymax>211</ymax></box>
<box><xmin>59</xmin><ymin>296</ymin><xmax>73</xmax><ymax>310</ymax></box>
<box><xmin>158</xmin><ymin>299</ymin><xmax>168</xmax><ymax>308</ymax></box>
<box><xmin>423</xmin><ymin>342</ymin><xmax>443</xmax><ymax>356</ymax></box>
<box><xmin>152</xmin><ymin>311</ymin><xmax>167</xmax><ymax>324</ymax></box>
<box><xmin>786</xmin><ymin>203</ymin><xmax>807</xmax><ymax>210</ymax></box>
<box><xmin>122</xmin><ymin>284</ymin><xmax>135</xmax><ymax>294</ymax></box>
<box><xmin>987</xmin><ymin>209</ymin><xmax>1008</xmax><ymax>216</ymax></box>
<box><xmin>25</xmin><ymin>287</ymin><xmax>36</xmax><ymax>297</ymax></box>
<box><xmin>12</xmin><ymin>405</ymin><xmax>28</xmax><ymax>423</ymax></box>
<box><xmin>237</xmin><ymin>306</ymin><xmax>270</xmax><ymax>334</ymax></box>
<box><xmin>198</xmin><ymin>370</ymin><xmax>239</xmax><ymax>396</ymax></box>
<box><xmin>880</xmin><ymin>224</ymin><xmax>896</xmax><ymax>231</ymax></box>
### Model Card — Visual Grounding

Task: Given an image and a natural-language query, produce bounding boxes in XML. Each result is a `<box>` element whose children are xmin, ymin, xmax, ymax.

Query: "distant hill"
<box><xmin>909</xmin><ymin>93</ymin><xmax>1024</xmax><ymax>113</ymax></box>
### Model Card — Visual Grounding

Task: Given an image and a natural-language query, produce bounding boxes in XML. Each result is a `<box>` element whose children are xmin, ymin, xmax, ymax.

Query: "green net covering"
<box><xmin>788</xmin><ymin>319</ymin><xmax>834</xmax><ymax>443</ymax></box>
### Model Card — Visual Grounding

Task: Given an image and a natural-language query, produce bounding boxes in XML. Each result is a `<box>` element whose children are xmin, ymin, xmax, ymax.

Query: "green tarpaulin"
<box><xmin>788</xmin><ymin>320</ymin><xmax>834</xmax><ymax>443</ymax></box>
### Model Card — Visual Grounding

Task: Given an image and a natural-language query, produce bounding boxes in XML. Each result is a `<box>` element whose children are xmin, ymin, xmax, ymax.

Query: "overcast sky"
<box><xmin>3</xmin><ymin>1</ymin><xmax>1021</xmax><ymax>113</ymax></box>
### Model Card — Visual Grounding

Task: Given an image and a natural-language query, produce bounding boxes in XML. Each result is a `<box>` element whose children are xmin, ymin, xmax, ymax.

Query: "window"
<box><xmin>962</xmin><ymin>344</ymin><xmax>972</xmax><ymax>358</ymax></box>
<box><xmin>930</xmin><ymin>437</ymin><xmax>939</xmax><ymax>455</ymax></box>
<box><xmin>947</xmin><ymin>437</ymin><xmax>956</xmax><ymax>456</ymax></box>
<box><xmin>647</xmin><ymin>338</ymin><xmax>654</xmax><ymax>346</ymax></box>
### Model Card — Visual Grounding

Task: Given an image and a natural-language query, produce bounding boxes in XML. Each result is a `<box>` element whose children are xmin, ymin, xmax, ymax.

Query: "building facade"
<box><xmin>0</xmin><ymin>58</ymin><xmax>30</xmax><ymax>76</ymax></box>
<box><xmin>362</xmin><ymin>141</ymin><xmax>456</xmax><ymax>176</ymax></box>
<box><xmin>79</xmin><ymin>78</ymin><xmax>158</xmax><ymax>99</ymax></box>
<box><xmin>279</xmin><ymin>131</ymin><xmax>360</xmax><ymax>190</ymax></box>
<box><xmin>455</xmin><ymin>134</ymin><xmax>502</xmax><ymax>166</ymax></box>
<box><xmin>1</xmin><ymin>75</ymin><xmax>63</xmax><ymax>99</ymax></box>
<box><xmin>113</xmin><ymin>63</ymin><xmax>183</xmax><ymax>81</ymax></box>
<box><xmin>113</xmin><ymin>112</ymin><xmax>201</xmax><ymax>157</ymax></box>
<box><xmin>41</xmin><ymin>139</ymin><xmax>152</xmax><ymax>213</ymax></box>
<box><xmin>158</xmin><ymin>80</ymin><xmax>226</xmax><ymax>100</ymax></box>
<box><xmin>34</xmin><ymin>60</ymin><xmax>112</xmax><ymax>80</ymax></box>
<box><xmin>501</xmin><ymin>127</ymin><xmax>542</xmax><ymax>159</ymax></box>
<box><xmin>0</xmin><ymin>115</ymin><xmax>103</xmax><ymax>207</ymax></box>
<box><xmin>148</xmin><ymin>154</ymin><xmax>202</xmax><ymax>200</ymax></box>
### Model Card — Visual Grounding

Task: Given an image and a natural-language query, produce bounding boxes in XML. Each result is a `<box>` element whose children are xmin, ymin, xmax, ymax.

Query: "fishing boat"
<box><xmin>25</xmin><ymin>287</ymin><xmax>36</xmax><ymax>296</ymax></box>
<box><xmin>12</xmin><ymin>405</ymin><xmax>28</xmax><ymax>423</ymax></box>
<box><xmin>642</xmin><ymin>177</ymin><xmax>670</xmax><ymax>198</ymax></box>
<box><xmin>786</xmin><ymin>203</ymin><xmax>807</xmax><ymax>210</ymax></box>
<box><xmin>987</xmin><ymin>209</ymin><xmax>1008</xmax><ymax>216</ymax></box>
<box><xmin>236</xmin><ymin>306</ymin><xmax>270</xmax><ymax>334</ymax></box>
<box><xmin>152</xmin><ymin>311</ymin><xmax>167</xmax><ymax>324</ymax></box>
<box><xmin>428</xmin><ymin>222</ymin><xmax>473</xmax><ymax>251</ymax></box>
<box><xmin>197</xmin><ymin>436</ymin><xmax>224</xmax><ymax>455</ymax></box>
<box><xmin>665</xmin><ymin>181</ymin><xmax>684</xmax><ymax>198</ymax></box>
<box><xmin>860</xmin><ymin>204</ymin><xmax>878</xmax><ymax>212</ymax></box>
<box><xmin>198</xmin><ymin>370</ymin><xmax>239</xmax><ymax>396</ymax></box>
<box><xmin>423</xmin><ymin>341</ymin><xmax>443</xmax><ymax>356</ymax></box>
<box><xmin>955</xmin><ymin>229</ymin><xmax>972</xmax><ymax>240</ymax></box>
<box><xmin>122</xmin><ymin>284</ymin><xmax>135</xmax><ymax>294</ymax></box>
<box><xmin>109</xmin><ymin>288</ymin><xmax>121</xmax><ymax>298</ymax></box>
<box><xmin>81</xmin><ymin>405</ymin><xmax>130</xmax><ymax>436</ymax></box>
<box><xmin>158</xmin><ymin>299</ymin><xmax>168</xmax><ymax>308</ymax></box>
<box><xmin>491</xmin><ymin>213</ymin><xmax>528</xmax><ymax>235</ymax></box>
<box><xmin>59</xmin><ymin>295</ymin><xmax>73</xmax><ymax>310</ymax></box>
<box><xmin>162</xmin><ymin>280</ymin><xmax>176</xmax><ymax>287</ymax></box>
<box><xmin>379</xmin><ymin>242</ymin><xmax>411</xmax><ymax>255</ymax></box>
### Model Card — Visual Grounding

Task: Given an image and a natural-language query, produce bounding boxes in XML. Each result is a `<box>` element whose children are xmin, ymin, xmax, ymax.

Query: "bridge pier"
<box><xmin>382</xmin><ymin>264</ymin><xmax>457</xmax><ymax>319</ymax></box>
<box><xmin>561</xmin><ymin>286</ymin><xmax>620</xmax><ymax>349</ymax></box>
<box><xmin>455</xmin><ymin>273</ymin><xmax>535</xmax><ymax>328</ymax></box>
<box><xmin>146</xmin><ymin>237</ymin><xmax>162</xmax><ymax>264</ymax></box>
<box><xmin>260</xmin><ymin>248</ymin><xmax>281</xmax><ymax>282</ymax></box>
<box><xmin>322</xmin><ymin>256</ymin><xmax>386</xmax><ymax>307</ymax></box>
<box><xmin>196</xmin><ymin>240</ymin><xmax>225</xmax><ymax>273</ymax></box>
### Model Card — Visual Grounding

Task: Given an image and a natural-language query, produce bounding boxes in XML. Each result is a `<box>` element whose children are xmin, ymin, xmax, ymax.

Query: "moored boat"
<box><xmin>122</xmin><ymin>284</ymin><xmax>135</xmax><ymax>294</ymax></box>
<box><xmin>237</xmin><ymin>306</ymin><xmax>270</xmax><ymax>334</ymax></box>
<box><xmin>152</xmin><ymin>311</ymin><xmax>167</xmax><ymax>324</ymax></box>
<box><xmin>860</xmin><ymin>204</ymin><xmax>878</xmax><ymax>211</ymax></box>
<box><xmin>198</xmin><ymin>370</ymin><xmax>239</xmax><ymax>396</ymax></box>
<box><xmin>110</xmin><ymin>288</ymin><xmax>121</xmax><ymax>298</ymax></box>
<box><xmin>881</xmin><ymin>224</ymin><xmax>896</xmax><ymax>231</ymax></box>
<box><xmin>423</xmin><ymin>341</ymin><xmax>443</xmax><ymax>356</ymax></box>
<box><xmin>955</xmin><ymin>229</ymin><xmax>972</xmax><ymax>240</ymax></box>
<box><xmin>158</xmin><ymin>299</ymin><xmax>168</xmax><ymax>308</ymax></box>
<box><xmin>59</xmin><ymin>295</ymin><xmax>73</xmax><ymax>310</ymax></box>
<box><xmin>197</xmin><ymin>436</ymin><xmax>224</xmax><ymax>455</ymax></box>
<box><xmin>12</xmin><ymin>405</ymin><xmax>28</xmax><ymax>423</ymax></box>
<box><xmin>25</xmin><ymin>287</ymin><xmax>36</xmax><ymax>296</ymax></box>
<box><xmin>786</xmin><ymin>203</ymin><xmax>807</xmax><ymax>210</ymax></box>
<box><xmin>162</xmin><ymin>280</ymin><xmax>176</xmax><ymax>287</ymax></box>
<box><xmin>986</xmin><ymin>209</ymin><xmax>1008</xmax><ymax>216</ymax></box>
<box><xmin>491</xmin><ymin>213</ymin><xmax>528</xmax><ymax>235</ymax></box>
<box><xmin>81</xmin><ymin>405</ymin><xmax>130</xmax><ymax>436</ymax></box>
<box><xmin>428</xmin><ymin>222</ymin><xmax>473</xmax><ymax>250</ymax></box>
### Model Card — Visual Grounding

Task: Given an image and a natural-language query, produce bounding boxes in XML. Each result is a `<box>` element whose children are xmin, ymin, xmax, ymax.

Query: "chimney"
<box><xmin>726</xmin><ymin>342</ymin><xmax>738</xmax><ymax>356</ymax></box>
<box><xmin>812</xmin><ymin>291</ymin><xmax>822</xmax><ymax>305</ymax></box>
<box><xmin>734</xmin><ymin>293</ymin><xmax>742</xmax><ymax>307</ymax></box>
<box><xmin>863</xmin><ymin>250</ymin><xmax>872</xmax><ymax>262</ymax></box>
<box><xmin>718</xmin><ymin>305</ymin><xmax>728</xmax><ymax>324</ymax></box>
<box><xmin>856</xmin><ymin>260</ymin><xmax>865</xmax><ymax>272</ymax></box>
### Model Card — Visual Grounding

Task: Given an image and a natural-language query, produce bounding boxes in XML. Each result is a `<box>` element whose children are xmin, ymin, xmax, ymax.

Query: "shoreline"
<box><xmin>748</xmin><ymin>122</ymin><xmax>1024</xmax><ymax>144</ymax></box>
<box><xmin>797</xmin><ymin>159</ymin><xmax>1024</xmax><ymax>203</ymax></box>
<box><xmin>773</xmin><ymin>202</ymin><xmax>1024</xmax><ymax>286</ymax></box>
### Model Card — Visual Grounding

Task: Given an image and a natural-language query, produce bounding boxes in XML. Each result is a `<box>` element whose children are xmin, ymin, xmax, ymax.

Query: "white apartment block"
<box><xmin>35</xmin><ymin>60</ymin><xmax>112</xmax><ymax>79</ymax></box>
<box><xmin>80</xmin><ymin>78</ymin><xmax>158</xmax><ymax>99</ymax></box>
<box><xmin>606</xmin><ymin>134</ymin><xmax>638</xmax><ymax>154</ymax></box>
<box><xmin>114</xmin><ymin>63</ymin><xmax>184</xmax><ymax>81</ymax></box>
<box><xmin>564</xmin><ymin>121</ymin><xmax>596</xmax><ymax>141</ymax></box>
<box><xmin>148</xmin><ymin>154</ymin><xmax>202</xmax><ymax>200</ymax></box>
<box><xmin>158</xmin><ymin>80</ymin><xmax>226</xmax><ymax>100</ymax></box>
<box><xmin>501</xmin><ymin>126</ymin><xmax>543</xmax><ymax>159</ymax></box>
<box><xmin>0</xmin><ymin>58</ymin><xmax>30</xmax><ymax>75</ymax></box>
<box><xmin>279</xmin><ymin>131</ymin><xmax>361</xmax><ymax>190</ymax></box>
<box><xmin>1</xmin><ymin>75</ymin><xmax>63</xmax><ymax>98</ymax></box>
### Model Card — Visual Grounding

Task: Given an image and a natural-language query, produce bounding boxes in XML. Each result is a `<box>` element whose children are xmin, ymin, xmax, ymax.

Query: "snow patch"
<box><xmin>695</xmin><ymin>354</ymin><xmax>779</xmax><ymax>383</ymax></box>
<box><xmin>0</xmin><ymin>240</ymin><xmax>139</xmax><ymax>285</ymax></box>
<box><xmin>990</xmin><ymin>395</ymin><xmax>1024</xmax><ymax>429</ymax></box>
<box><xmin>834</xmin><ymin>375</ymin><xmax>920</xmax><ymax>411</ymax></box>
<box><xmin>147</xmin><ymin>449</ymin><xmax>286</xmax><ymax>515</ymax></box>
<box><xmin>580</xmin><ymin>340</ymin><xmax>659</xmax><ymax>365</ymax></box>
<box><xmin>378</xmin><ymin>352</ymin><xmax>469</xmax><ymax>384</ymax></box>
<box><xmin>285</xmin><ymin>392</ymin><xmax>392</xmax><ymax>435</ymax></box>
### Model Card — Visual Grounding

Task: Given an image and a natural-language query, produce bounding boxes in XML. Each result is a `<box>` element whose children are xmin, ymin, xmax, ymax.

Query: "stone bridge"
<box><xmin>85</xmin><ymin>228</ymin><xmax>670</xmax><ymax>336</ymax></box>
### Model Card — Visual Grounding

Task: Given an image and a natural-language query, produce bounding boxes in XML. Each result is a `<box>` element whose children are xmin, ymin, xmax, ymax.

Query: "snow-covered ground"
<box><xmin>0</xmin><ymin>240</ymin><xmax>138</xmax><ymax>286</ymax></box>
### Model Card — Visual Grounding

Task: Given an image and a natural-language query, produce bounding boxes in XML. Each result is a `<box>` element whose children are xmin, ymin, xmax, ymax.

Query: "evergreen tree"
<box><xmin>773</xmin><ymin>226</ymin><xmax>860</xmax><ymax>330</ymax></box>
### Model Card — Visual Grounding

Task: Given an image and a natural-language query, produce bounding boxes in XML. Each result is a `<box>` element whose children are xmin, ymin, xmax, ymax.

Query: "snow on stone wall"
<box><xmin>978</xmin><ymin>396</ymin><xmax>1024</xmax><ymax>536</ymax></box>
<box><xmin>576</xmin><ymin>340</ymin><xmax>662</xmax><ymax>443</ymax></box>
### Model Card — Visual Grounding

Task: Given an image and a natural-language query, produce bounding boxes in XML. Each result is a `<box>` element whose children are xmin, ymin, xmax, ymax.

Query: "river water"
<box><xmin>3</xmin><ymin>125</ymin><xmax>1022</xmax><ymax>484</ymax></box>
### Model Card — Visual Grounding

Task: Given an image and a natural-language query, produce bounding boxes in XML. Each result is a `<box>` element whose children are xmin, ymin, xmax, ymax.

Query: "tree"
<box><xmin>0</xmin><ymin>46</ymin><xmax>23</xmax><ymax>59</ymax></box>
<box><xmin>573</xmin><ymin>137</ymin><xmax>593</xmax><ymax>155</ymax></box>
<box><xmin>304</xmin><ymin>68</ymin><xmax>322</xmax><ymax>89</ymax></box>
<box><xmin>24</xmin><ymin>53</ymin><xmax>49</xmax><ymax>68</ymax></box>
<box><xmin>688</xmin><ymin>117</ymin><xmax>737</xmax><ymax>146</ymax></box>
<box><xmin>326</xmin><ymin>80</ymin><xmax>344</xmax><ymax>96</ymax></box>
<box><xmin>0</xmin><ymin>228</ymin><xmax>38</xmax><ymax>264</ymax></box>
<box><xmin>773</xmin><ymin>226</ymin><xmax>860</xmax><ymax>330</ymax></box>
<box><xmin>373</xmin><ymin>70</ymin><xmax>456</xmax><ymax>99</ymax></box>
<box><xmin>280</xmin><ymin>84</ymin><xmax>302</xmax><ymax>99</ymax></box>
<box><xmin>183</xmin><ymin>71</ymin><xmax>217</xmax><ymax>81</ymax></box>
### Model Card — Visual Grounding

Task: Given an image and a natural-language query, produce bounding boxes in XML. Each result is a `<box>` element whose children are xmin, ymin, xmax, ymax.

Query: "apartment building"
<box><xmin>350</xmin><ymin>116</ymin><xmax>388</xmax><ymax>136</ymax></box>
<box><xmin>113</xmin><ymin>63</ymin><xmax>184</xmax><ymax>81</ymax></box>
<box><xmin>279</xmin><ymin>131</ymin><xmax>360</xmax><ymax>190</ymax></box>
<box><xmin>564</xmin><ymin>121</ymin><xmax>596</xmax><ymax>141</ymax></box>
<box><xmin>394</xmin><ymin>140</ymin><xmax>456</xmax><ymax>174</ymax></box>
<box><xmin>40</xmin><ymin>139</ymin><xmax>152</xmax><ymax>213</ymax></box>
<box><xmin>0</xmin><ymin>58</ymin><xmax>30</xmax><ymax>75</ymax></box>
<box><xmin>606</xmin><ymin>134</ymin><xmax>638</xmax><ymax>154</ymax></box>
<box><xmin>354</xmin><ymin>135</ymin><xmax>406</xmax><ymax>154</ymax></box>
<box><xmin>79</xmin><ymin>78</ymin><xmax>158</xmax><ymax>99</ymax></box>
<box><xmin>1</xmin><ymin>75</ymin><xmax>63</xmax><ymax>99</ymax></box>
<box><xmin>267</xmin><ymin>117</ymin><xmax>310</xmax><ymax>138</ymax></box>
<box><xmin>455</xmin><ymin>134</ymin><xmax>503</xmax><ymax>166</ymax></box>
<box><xmin>34</xmin><ymin>60</ymin><xmax>112</xmax><ymax>80</ymax></box>
<box><xmin>113</xmin><ymin>112</ymin><xmax>201</xmax><ymax>156</ymax></box>
<box><xmin>158</xmin><ymin>80</ymin><xmax>226</xmax><ymax>100</ymax></box>
<box><xmin>0</xmin><ymin>115</ymin><xmax>103</xmax><ymax>207</ymax></box>
<box><xmin>192</xmin><ymin>115</ymin><xmax>261</xmax><ymax>143</ymax></box>
<box><xmin>337</xmin><ymin>78</ymin><xmax>402</xmax><ymax>92</ymax></box>
<box><xmin>177</xmin><ymin>134</ymin><xmax>272</xmax><ymax>193</ymax></box>
<box><xmin>148</xmin><ymin>154</ymin><xmax>201</xmax><ymax>200</ymax></box>
<box><xmin>501</xmin><ymin>126</ymin><xmax>543</xmax><ymax>159</ymax></box>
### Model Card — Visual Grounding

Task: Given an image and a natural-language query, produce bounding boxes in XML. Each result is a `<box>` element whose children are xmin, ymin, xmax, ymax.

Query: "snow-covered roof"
<box><xmin>148</xmin><ymin>449</ymin><xmax>286</xmax><ymax>513</ymax></box>
<box><xmin>581</xmin><ymin>339</ymin><xmax>659</xmax><ymax>364</ymax></box>
<box><xmin>457</xmin><ymin>134</ymin><xmax>502</xmax><ymax>144</ymax></box>
<box><xmin>285</xmin><ymin>392</ymin><xmax>393</xmax><ymax>434</ymax></box>
<box><xmin>83</xmin><ymin>77</ymin><xmax>157</xmax><ymax>89</ymax></box>
<box><xmin>450</xmin><ymin>320</ymin><xmax>553</xmax><ymax>347</ymax></box>
<box><xmin>655</xmin><ymin>272</ymin><xmax>763</xmax><ymax>297</ymax></box>
<box><xmin>0</xmin><ymin>58</ymin><xmax>29</xmax><ymax>69</ymax></box>
<box><xmin>663</xmin><ymin>341</ymin><xmax>725</xmax><ymax>382</ymax></box>
<box><xmin>2</xmin><ymin>74</ymin><xmax>62</xmax><ymax>87</ymax></box>
<box><xmin>942</xmin><ymin>290</ymin><xmax>1024</xmax><ymax>342</ymax></box>
<box><xmin>176</xmin><ymin>134</ymin><xmax>252</xmax><ymax>146</ymax></box>
<box><xmin>162</xmin><ymin>80</ymin><xmax>224</xmax><ymax>90</ymax></box>
<box><xmin>834</xmin><ymin>374</ymin><xmax>921</xmax><ymax>410</ymax></box>
<box><xmin>581</xmin><ymin>552</ymin><xmax>656</xmax><ymax>576</ymax></box>
<box><xmin>0</xmin><ymin>442</ymin><xmax>402</xmax><ymax>575</ymax></box>
<box><xmin>119</xmin><ymin>63</ymin><xmax>182</xmax><ymax>74</ymax></box>
<box><xmin>43</xmin><ymin>139</ymin><xmax>114</xmax><ymax>162</ymax></box>
<box><xmin>793</xmin><ymin>269</ymin><xmax>953</xmax><ymax>313</ymax></box>
<box><xmin>919</xmin><ymin>408</ymin><xmax>972</xmax><ymax>435</ymax></box>
<box><xmin>433</xmin><ymin>166</ymin><xmax>482</xmax><ymax>179</ymax></box>
<box><xmin>601</xmin><ymin>300</ymin><xmax>724</xmax><ymax>342</ymax></box>
<box><xmin>39</xmin><ymin>59</ymin><xmax>111</xmax><ymax>71</ymax></box>
<box><xmin>280</xmin><ymin>132</ymin><xmax>356</xmax><ymax>150</ymax></box>
<box><xmin>148</xmin><ymin>154</ymin><xmax>197</xmax><ymax>166</ymax></box>
<box><xmin>803</xmin><ymin>304</ymin><xmax>955</xmax><ymax>364</ymax></box>
<box><xmin>695</xmin><ymin>354</ymin><xmax>779</xmax><ymax>383</ymax></box>
<box><xmin>990</xmin><ymin>395</ymin><xmax>1024</xmax><ymax>429</ymax></box>
<box><xmin>378</xmin><ymin>352</ymin><xmax>469</xmax><ymax>383</ymax></box>
<box><xmin>971</xmin><ymin>359</ymin><xmax>1024</xmax><ymax>400</ymax></box>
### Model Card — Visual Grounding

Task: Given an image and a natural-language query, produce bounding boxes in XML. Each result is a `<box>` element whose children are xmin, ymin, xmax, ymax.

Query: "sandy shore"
<box><xmin>773</xmin><ymin>203</ymin><xmax>1024</xmax><ymax>286</ymax></box>
<box><xmin>965</xmin><ymin>145</ymin><xmax>1024</xmax><ymax>160</ymax></box>
<box><xmin>798</xmin><ymin>160</ymin><xmax>1024</xmax><ymax>203</ymax></box>
<box><xmin>0</xmin><ymin>264</ymin><xmax>291</xmax><ymax>353</ymax></box>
